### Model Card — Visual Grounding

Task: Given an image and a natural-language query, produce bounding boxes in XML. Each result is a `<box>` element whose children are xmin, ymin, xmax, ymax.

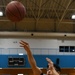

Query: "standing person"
<box><xmin>19</xmin><ymin>40</ymin><xmax>61</xmax><ymax>75</ymax></box>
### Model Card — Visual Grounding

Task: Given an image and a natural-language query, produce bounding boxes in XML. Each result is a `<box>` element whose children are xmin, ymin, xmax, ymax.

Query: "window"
<box><xmin>59</xmin><ymin>46</ymin><xmax>65</xmax><ymax>52</ymax></box>
<box><xmin>59</xmin><ymin>46</ymin><xmax>75</xmax><ymax>52</ymax></box>
<box><xmin>70</xmin><ymin>46</ymin><xmax>75</xmax><ymax>52</ymax></box>
<box><xmin>65</xmin><ymin>46</ymin><xmax>69</xmax><ymax>52</ymax></box>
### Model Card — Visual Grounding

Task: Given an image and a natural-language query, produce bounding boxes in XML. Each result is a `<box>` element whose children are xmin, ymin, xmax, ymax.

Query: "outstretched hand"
<box><xmin>19</xmin><ymin>40</ymin><xmax>30</xmax><ymax>52</ymax></box>
<box><xmin>46</xmin><ymin>58</ymin><xmax>59</xmax><ymax>75</ymax></box>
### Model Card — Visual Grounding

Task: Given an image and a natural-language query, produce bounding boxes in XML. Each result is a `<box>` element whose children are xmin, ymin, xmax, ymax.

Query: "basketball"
<box><xmin>5</xmin><ymin>1</ymin><xmax>26</xmax><ymax>22</ymax></box>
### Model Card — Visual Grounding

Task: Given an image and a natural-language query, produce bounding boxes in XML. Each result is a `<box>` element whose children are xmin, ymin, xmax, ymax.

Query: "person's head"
<box><xmin>47</xmin><ymin>64</ymin><xmax>61</xmax><ymax>75</ymax></box>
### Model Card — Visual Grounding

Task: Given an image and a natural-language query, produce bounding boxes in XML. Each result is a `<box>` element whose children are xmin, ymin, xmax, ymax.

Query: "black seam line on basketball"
<box><xmin>6</xmin><ymin>8</ymin><xmax>19</xmax><ymax>19</ymax></box>
<box><xmin>14</xmin><ymin>3</ymin><xmax>22</xmax><ymax>19</ymax></box>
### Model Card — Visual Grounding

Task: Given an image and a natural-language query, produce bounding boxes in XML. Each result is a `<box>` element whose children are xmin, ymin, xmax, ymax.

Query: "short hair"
<box><xmin>47</xmin><ymin>64</ymin><xmax>61</xmax><ymax>72</ymax></box>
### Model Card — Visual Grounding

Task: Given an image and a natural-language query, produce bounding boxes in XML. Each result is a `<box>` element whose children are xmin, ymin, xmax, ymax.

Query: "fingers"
<box><xmin>19</xmin><ymin>40</ymin><xmax>28</xmax><ymax>46</ymax></box>
<box><xmin>20</xmin><ymin>40</ymin><xmax>28</xmax><ymax>45</ymax></box>
<box><xmin>19</xmin><ymin>40</ymin><xmax>30</xmax><ymax>49</ymax></box>
<box><xmin>46</xmin><ymin>57</ymin><xmax>53</xmax><ymax>65</ymax></box>
<box><xmin>19</xmin><ymin>41</ymin><xmax>24</xmax><ymax>47</ymax></box>
<box><xmin>46</xmin><ymin>57</ymin><xmax>54</xmax><ymax>70</ymax></box>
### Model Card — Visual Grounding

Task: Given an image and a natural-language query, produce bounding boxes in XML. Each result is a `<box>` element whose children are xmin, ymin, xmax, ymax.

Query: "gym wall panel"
<box><xmin>0</xmin><ymin>38</ymin><xmax>75</xmax><ymax>68</ymax></box>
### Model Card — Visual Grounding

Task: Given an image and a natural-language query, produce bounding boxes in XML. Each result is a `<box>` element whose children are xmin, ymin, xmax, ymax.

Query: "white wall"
<box><xmin>0</xmin><ymin>38</ymin><xmax>75</xmax><ymax>55</ymax></box>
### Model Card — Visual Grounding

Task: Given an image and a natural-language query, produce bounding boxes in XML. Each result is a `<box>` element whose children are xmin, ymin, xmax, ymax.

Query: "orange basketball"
<box><xmin>5</xmin><ymin>1</ymin><xmax>26</xmax><ymax>22</ymax></box>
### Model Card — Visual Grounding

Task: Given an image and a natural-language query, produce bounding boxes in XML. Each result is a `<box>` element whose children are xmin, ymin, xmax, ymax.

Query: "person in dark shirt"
<box><xmin>20</xmin><ymin>40</ymin><xmax>61</xmax><ymax>75</ymax></box>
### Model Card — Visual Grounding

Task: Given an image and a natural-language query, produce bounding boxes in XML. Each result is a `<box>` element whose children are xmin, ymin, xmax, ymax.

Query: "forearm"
<box><xmin>26</xmin><ymin>50</ymin><xmax>37</xmax><ymax>68</ymax></box>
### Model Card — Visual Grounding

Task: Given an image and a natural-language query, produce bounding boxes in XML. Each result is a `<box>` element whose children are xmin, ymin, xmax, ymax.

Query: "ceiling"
<box><xmin>0</xmin><ymin>0</ymin><xmax>75</xmax><ymax>34</ymax></box>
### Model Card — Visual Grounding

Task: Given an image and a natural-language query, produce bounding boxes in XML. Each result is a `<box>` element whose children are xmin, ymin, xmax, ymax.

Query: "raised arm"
<box><xmin>19</xmin><ymin>40</ymin><xmax>42</xmax><ymax>75</ymax></box>
<box><xmin>46</xmin><ymin>57</ymin><xmax>60</xmax><ymax>75</ymax></box>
